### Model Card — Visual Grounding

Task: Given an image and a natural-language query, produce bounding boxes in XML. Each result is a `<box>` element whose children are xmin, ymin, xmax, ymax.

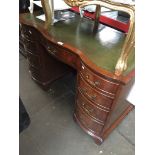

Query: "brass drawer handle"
<box><xmin>90</xmin><ymin>95</ymin><xmax>97</xmax><ymax>101</ymax></box>
<box><xmin>94</xmin><ymin>81</ymin><xmax>100</xmax><ymax>86</ymax></box>
<box><xmin>79</xmin><ymin>88</ymin><xmax>97</xmax><ymax>101</ymax></box>
<box><xmin>51</xmin><ymin>50</ymin><xmax>57</xmax><ymax>55</ymax></box>
<box><xmin>81</xmin><ymin>102</ymin><xmax>94</xmax><ymax>114</ymax></box>
<box><xmin>21</xmin><ymin>33</ymin><xmax>25</xmax><ymax>38</ymax></box>
<box><xmin>81</xmin><ymin>65</ymin><xmax>85</xmax><ymax>70</ymax></box>
<box><xmin>47</xmin><ymin>46</ymin><xmax>51</xmax><ymax>51</ymax></box>
<box><xmin>84</xmin><ymin>74</ymin><xmax>100</xmax><ymax>87</ymax></box>
<box><xmin>87</xmin><ymin>78</ymin><xmax>100</xmax><ymax>87</ymax></box>
<box><xmin>82</xmin><ymin>102</ymin><xmax>85</xmax><ymax>106</ymax></box>
<box><xmin>82</xmin><ymin>88</ymin><xmax>87</xmax><ymax>93</ymax></box>
<box><xmin>81</xmin><ymin>65</ymin><xmax>100</xmax><ymax>87</ymax></box>
<box><xmin>86</xmin><ymin>75</ymin><xmax>89</xmax><ymax>79</ymax></box>
<box><xmin>78</xmin><ymin>87</ymin><xmax>87</xmax><ymax>93</ymax></box>
<box><xmin>47</xmin><ymin>46</ymin><xmax>57</xmax><ymax>54</ymax></box>
<box><xmin>28</xmin><ymin>30</ymin><xmax>32</xmax><ymax>34</ymax></box>
<box><xmin>85</xmin><ymin>108</ymin><xmax>91</xmax><ymax>114</ymax></box>
<box><xmin>53</xmin><ymin>50</ymin><xmax>57</xmax><ymax>53</ymax></box>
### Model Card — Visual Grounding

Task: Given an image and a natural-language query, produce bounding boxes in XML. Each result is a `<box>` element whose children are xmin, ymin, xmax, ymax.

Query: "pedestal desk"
<box><xmin>19</xmin><ymin>9</ymin><xmax>134</xmax><ymax>145</ymax></box>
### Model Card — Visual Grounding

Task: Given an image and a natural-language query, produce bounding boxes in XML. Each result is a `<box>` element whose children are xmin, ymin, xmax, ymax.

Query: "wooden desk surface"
<box><xmin>19</xmin><ymin>10</ymin><xmax>134</xmax><ymax>78</ymax></box>
<box><xmin>19</xmin><ymin>10</ymin><xmax>135</xmax><ymax>144</ymax></box>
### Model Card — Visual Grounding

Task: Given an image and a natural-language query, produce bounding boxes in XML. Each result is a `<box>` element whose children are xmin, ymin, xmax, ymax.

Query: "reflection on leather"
<box><xmin>25</xmin><ymin>11</ymin><xmax>134</xmax><ymax>75</ymax></box>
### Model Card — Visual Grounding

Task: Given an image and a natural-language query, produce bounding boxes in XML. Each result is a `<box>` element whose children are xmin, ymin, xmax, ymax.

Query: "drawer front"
<box><xmin>55</xmin><ymin>46</ymin><xmax>77</xmax><ymax>68</ymax></box>
<box><xmin>44</xmin><ymin>42</ymin><xmax>60</xmax><ymax>60</ymax></box>
<box><xmin>21</xmin><ymin>25</ymin><xmax>39</xmax><ymax>41</ymax></box>
<box><xmin>29</xmin><ymin>66</ymin><xmax>42</xmax><ymax>81</ymax></box>
<box><xmin>80</xmin><ymin>63</ymin><xmax>119</xmax><ymax>94</ymax></box>
<box><xmin>78</xmin><ymin>75</ymin><xmax>113</xmax><ymax>110</ymax></box>
<box><xmin>75</xmin><ymin>107</ymin><xmax>103</xmax><ymax>134</ymax></box>
<box><xmin>45</xmin><ymin>42</ymin><xmax>77</xmax><ymax>68</ymax></box>
<box><xmin>27</xmin><ymin>51</ymin><xmax>41</xmax><ymax>68</ymax></box>
<box><xmin>77</xmin><ymin>91</ymin><xmax>109</xmax><ymax>123</ymax></box>
<box><xmin>23</xmin><ymin>38</ymin><xmax>38</xmax><ymax>53</ymax></box>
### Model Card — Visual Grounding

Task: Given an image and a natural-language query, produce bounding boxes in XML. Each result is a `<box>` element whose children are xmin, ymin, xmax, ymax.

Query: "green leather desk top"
<box><xmin>20</xmin><ymin>11</ymin><xmax>134</xmax><ymax>76</ymax></box>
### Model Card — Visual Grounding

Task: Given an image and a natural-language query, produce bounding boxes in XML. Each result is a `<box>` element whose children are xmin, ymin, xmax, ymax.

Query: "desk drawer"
<box><xmin>21</xmin><ymin>25</ymin><xmax>39</xmax><ymax>41</ymax></box>
<box><xmin>45</xmin><ymin>42</ymin><xmax>57</xmax><ymax>54</ymax></box>
<box><xmin>75</xmin><ymin>106</ymin><xmax>103</xmax><ymax>134</ymax></box>
<box><xmin>55</xmin><ymin>46</ymin><xmax>77</xmax><ymax>68</ymax></box>
<box><xmin>45</xmin><ymin>42</ymin><xmax>77</xmax><ymax>68</ymax></box>
<box><xmin>29</xmin><ymin>66</ymin><xmax>42</xmax><ymax>81</ymax></box>
<box><xmin>80</xmin><ymin>63</ymin><xmax>119</xmax><ymax>95</ymax></box>
<box><xmin>23</xmin><ymin>38</ymin><xmax>38</xmax><ymax>53</ymax></box>
<box><xmin>27</xmin><ymin>51</ymin><xmax>41</xmax><ymax>68</ymax></box>
<box><xmin>77</xmin><ymin>91</ymin><xmax>109</xmax><ymax>123</ymax></box>
<box><xmin>78</xmin><ymin>75</ymin><xmax>113</xmax><ymax>110</ymax></box>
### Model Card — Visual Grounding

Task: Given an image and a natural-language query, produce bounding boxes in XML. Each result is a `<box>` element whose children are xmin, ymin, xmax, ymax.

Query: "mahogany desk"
<box><xmin>19</xmin><ymin>10</ymin><xmax>134</xmax><ymax>145</ymax></box>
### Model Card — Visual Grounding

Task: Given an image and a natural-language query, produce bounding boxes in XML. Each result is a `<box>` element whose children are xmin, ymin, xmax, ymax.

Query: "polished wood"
<box><xmin>20</xmin><ymin>24</ymin><xmax>73</xmax><ymax>90</ymax></box>
<box><xmin>19</xmin><ymin>0</ymin><xmax>42</xmax><ymax>57</ymax></box>
<box><xmin>78</xmin><ymin>75</ymin><xmax>114</xmax><ymax>110</ymax></box>
<box><xmin>19</xmin><ymin>10</ymin><xmax>134</xmax><ymax>145</ymax></box>
<box><xmin>19</xmin><ymin>11</ymin><xmax>134</xmax><ymax>82</ymax></box>
<box><xmin>77</xmin><ymin>91</ymin><xmax>109</xmax><ymax>123</ymax></box>
<box><xmin>79</xmin><ymin>63</ymin><xmax>119</xmax><ymax>95</ymax></box>
<box><xmin>19</xmin><ymin>24</ymin><xmax>27</xmax><ymax>57</ymax></box>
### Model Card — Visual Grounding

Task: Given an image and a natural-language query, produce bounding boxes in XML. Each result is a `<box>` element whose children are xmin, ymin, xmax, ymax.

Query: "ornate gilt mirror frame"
<box><xmin>41</xmin><ymin>0</ymin><xmax>135</xmax><ymax>76</ymax></box>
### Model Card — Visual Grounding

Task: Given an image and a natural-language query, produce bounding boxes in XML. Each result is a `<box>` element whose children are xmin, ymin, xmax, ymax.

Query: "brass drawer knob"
<box><xmin>83</xmin><ymin>104</ymin><xmax>94</xmax><ymax>114</ymax></box>
<box><xmin>86</xmin><ymin>75</ymin><xmax>89</xmax><ymax>79</ymax></box>
<box><xmin>89</xmin><ymin>109</ymin><xmax>94</xmax><ymax>113</ymax></box>
<box><xmin>53</xmin><ymin>50</ymin><xmax>57</xmax><ymax>53</ymax></box>
<box><xmin>21</xmin><ymin>33</ymin><xmax>25</xmax><ymax>38</ymax></box>
<box><xmin>82</xmin><ymin>102</ymin><xmax>85</xmax><ymax>106</ymax></box>
<box><xmin>90</xmin><ymin>109</ymin><xmax>94</xmax><ymax>112</ymax></box>
<box><xmin>85</xmin><ymin>108</ymin><xmax>90</xmax><ymax>114</ymax></box>
<box><xmin>82</xmin><ymin>88</ymin><xmax>87</xmax><ymax>93</ymax></box>
<box><xmin>82</xmin><ymin>65</ymin><xmax>85</xmax><ymax>70</ymax></box>
<box><xmin>47</xmin><ymin>46</ymin><xmax>51</xmax><ymax>51</ymax></box>
<box><xmin>91</xmin><ymin>95</ymin><xmax>97</xmax><ymax>100</ymax></box>
<box><xmin>79</xmin><ymin>87</ymin><xmax>97</xmax><ymax>101</ymax></box>
<box><xmin>28</xmin><ymin>30</ymin><xmax>32</xmax><ymax>34</ymax></box>
<box><xmin>47</xmin><ymin>46</ymin><xmax>57</xmax><ymax>54</ymax></box>
<box><xmin>84</xmin><ymin>77</ymin><xmax>100</xmax><ymax>87</ymax></box>
<box><xmin>94</xmin><ymin>81</ymin><xmax>100</xmax><ymax>86</ymax></box>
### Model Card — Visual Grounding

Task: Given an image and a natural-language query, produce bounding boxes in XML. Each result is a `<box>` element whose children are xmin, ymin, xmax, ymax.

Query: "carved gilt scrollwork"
<box><xmin>64</xmin><ymin>0</ymin><xmax>87</xmax><ymax>6</ymax></box>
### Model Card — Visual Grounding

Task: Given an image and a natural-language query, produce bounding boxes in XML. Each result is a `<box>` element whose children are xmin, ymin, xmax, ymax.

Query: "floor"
<box><xmin>19</xmin><ymin>54</ymin><xmax>135</xmax><ymax>155</ymax></box>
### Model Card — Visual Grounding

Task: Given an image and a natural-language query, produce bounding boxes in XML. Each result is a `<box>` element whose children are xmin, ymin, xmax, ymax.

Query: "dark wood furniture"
<box><xmin>19</xmin><ymin>0</ymin><xmax>43</xmax><ymax>57</ymax></box>
<box><xmin>19</xmin><ymin>24</ymin><xmax>27</xmax><ymax>57</ymax></box>
<box><xmin>19</xmin><ymin>8</ymin><xmax>134</xmax><ymax>145</ymax></box>
<box><xmin>20</xmin><ymin>23</ymin><xmax>72</xmax><ymax>90</ymax></box>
